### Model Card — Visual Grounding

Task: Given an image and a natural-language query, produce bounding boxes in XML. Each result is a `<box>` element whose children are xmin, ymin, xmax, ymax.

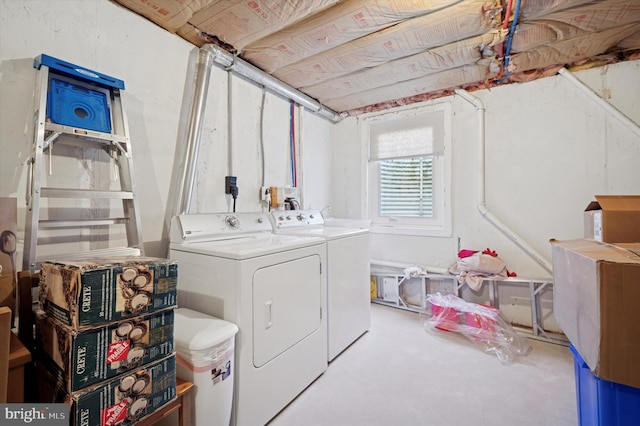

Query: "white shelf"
<box><xmin>371</xmin><ymin>269</ymin><xmax>568</xmax><ymax>346</ymax></box>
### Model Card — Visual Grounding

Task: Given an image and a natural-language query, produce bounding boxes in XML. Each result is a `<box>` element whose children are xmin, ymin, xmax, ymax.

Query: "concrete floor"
<box><xmin>268</xmin><ymin>303</ymin><xmax>577</xmax><ymax>426</ymax></box>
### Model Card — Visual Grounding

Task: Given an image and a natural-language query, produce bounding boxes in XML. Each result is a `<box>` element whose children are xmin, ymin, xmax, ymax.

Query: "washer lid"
<box><xmin>174</xmin><ymin>308</ymin><xmax>239</xmax><ymax>351</ymax></box>
<box><xmin>275</xmin><ymin>226</ymin><xmax>368</xmax><ymax>240</ymax></box>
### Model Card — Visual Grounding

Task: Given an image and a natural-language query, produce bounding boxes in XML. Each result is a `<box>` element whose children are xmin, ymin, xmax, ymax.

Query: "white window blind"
<box><xmin>379</xmin><ymin>157</ymin><xmax>433</xmax><ymax>217</ymax></box>
<box><xmin>369</xmin><ymin>111</ymin><xmax>444</xmax><ymax>160</ymax></box>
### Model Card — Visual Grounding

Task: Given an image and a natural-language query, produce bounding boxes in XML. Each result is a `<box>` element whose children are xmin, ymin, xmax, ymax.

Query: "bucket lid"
<box><xmin>174</xmin><ymin>308</ymin><xmax>239</xmax><ymax>351</ymax></box>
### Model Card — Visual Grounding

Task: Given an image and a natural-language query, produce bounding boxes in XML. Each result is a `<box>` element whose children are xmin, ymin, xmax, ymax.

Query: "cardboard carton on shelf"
<box><xmin>38</xmin><ymin>353</ymin><xmax>177</xmax><ymax>426</ymax></box>
<box><xmin>584</xmin><ymin>195</ymin><xmax>640</xmax><ymax>243</ymax></box>
<box><xmin>39</xmin><ymin>257</ymin><xmax>177</xmax><ymax>330</ymax></box>
<box><xmin>551</xmin><ymin>238</ymin><xmax>640</xmax><ymax>389</ymax></box>
<box><xmin>37</xmin><ymin>308</ymin><xmax>175</xmax><ymax>393</ymax></box>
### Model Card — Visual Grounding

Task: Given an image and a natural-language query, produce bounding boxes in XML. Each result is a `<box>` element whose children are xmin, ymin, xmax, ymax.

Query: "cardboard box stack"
<box><xmin>551</xmin><ymin>195</ymin><xmax>640</xmax><ymax>422</ymax></box>
<box><xmin>36</xmin><ymin>257</ymin><xmax>178</xmax><ymax>426</ymax></box>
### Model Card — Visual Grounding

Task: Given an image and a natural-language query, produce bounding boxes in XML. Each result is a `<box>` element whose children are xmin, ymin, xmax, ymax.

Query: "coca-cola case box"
<box><xmin>37</xmin><ymin>308</ymin><xmax>175</xmax><ymax>392</ymax></box>
<box><xmin>39</xmin><ymin>257</ymin><xmax>177</xmax><ymax>330</ymax></box>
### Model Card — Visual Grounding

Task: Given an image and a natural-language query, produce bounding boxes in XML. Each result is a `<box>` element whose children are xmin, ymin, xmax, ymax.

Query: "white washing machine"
<box><xmin>270</xmin><ymin>210</ymin><xmax>370</xmax><ymax>361</ymax></box>
<box><xmin>169</xmin><ymin>213</ymin><xmax>327</xmax><ymax>426</ymax></box>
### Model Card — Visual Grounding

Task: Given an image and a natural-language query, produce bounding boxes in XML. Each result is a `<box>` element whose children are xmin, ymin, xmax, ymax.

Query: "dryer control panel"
<box><xmin>170</xmin><ymin>212</ymin><xmax>271</xmax><ymax>242</ymax></box>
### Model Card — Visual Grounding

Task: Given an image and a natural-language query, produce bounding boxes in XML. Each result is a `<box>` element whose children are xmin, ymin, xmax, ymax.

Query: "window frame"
<box><xmin>364</xmin><ymin>102</ymin><xmax>452</xmax><ymax>237</ymax></box>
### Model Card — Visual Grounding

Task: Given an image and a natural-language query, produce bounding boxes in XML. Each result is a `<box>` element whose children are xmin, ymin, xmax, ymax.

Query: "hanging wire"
<box><xmin>260</xmin><ymin>89</ymin><xmax>266</xmax><ymax>187</ymax></box>
<box><xmin>495</xmin><ymin>0</ymin><xmax>521</xmax><ymax>84</ymax></box>
<box><xmin>290</xmin><ymin>100</ymin><xmax>297</xmax><ymax>188</ymax></box>
<box><xmin>494</xmin><ymin>0</ymin><xmax>514</xmax><ymax>80</ymax></box>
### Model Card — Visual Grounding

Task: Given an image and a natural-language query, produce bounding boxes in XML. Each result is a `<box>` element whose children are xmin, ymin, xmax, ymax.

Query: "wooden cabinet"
<box><xmin>8</xmin><ymin>332</ymin><xmax>31</xmax><ymax>403</ymax></box>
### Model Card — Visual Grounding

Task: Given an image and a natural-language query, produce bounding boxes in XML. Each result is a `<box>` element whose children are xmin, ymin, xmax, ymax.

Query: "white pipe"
<box><xmin>558</xmin><ymin>68</ymin><xmax>640</xmax><ymax>138</ymax></box>
<box><xmin>454</xmin><ymin>89</ymin><xmax>553</xmax><ymax>273</ymax></box>
<box><xmin>201</xmin><ymin>44</ymin><xmax>347</xmax><ymax>122</ymax></box>
<box><xmin>370</xmin><ymin>259</ymin><xmax>450</xmax><ymax>275</ymax></box>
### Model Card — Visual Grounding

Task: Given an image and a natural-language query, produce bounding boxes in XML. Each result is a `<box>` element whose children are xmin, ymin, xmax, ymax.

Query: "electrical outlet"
<box><xmin>225</xmin><ymin>176</ymin><xmax>237</xmax><ymax>194</ymax></box>
<box><xmin>260</xmin><ymin>186</ymin><xmax>270</xmax><ymax>201</ymax></box>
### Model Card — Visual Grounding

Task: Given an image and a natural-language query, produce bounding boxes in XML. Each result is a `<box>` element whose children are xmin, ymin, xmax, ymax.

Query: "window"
<box><xmin>379</xmin><ymin>157</ymin><xmax>433</xmax><ymax>217</ymax></box>
<box><xmin>366</xmin><ymin>104</ymin><xmax>451</xmax><ymax>236</ymax></box>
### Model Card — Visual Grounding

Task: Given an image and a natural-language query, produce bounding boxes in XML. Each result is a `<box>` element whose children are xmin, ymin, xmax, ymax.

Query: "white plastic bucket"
<box><xmin>174</xmin><ymin>308</ymin><xmax>239</xmax><ymax>426</ymax></box>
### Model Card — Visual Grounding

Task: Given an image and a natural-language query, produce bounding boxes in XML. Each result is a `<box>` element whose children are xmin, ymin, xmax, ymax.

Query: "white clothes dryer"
<box><xmin>270</xmin><ymin>210</ymin><xmax>370</xmax><ymax>361</ymax></box>
<box><xmin>169</xmin><ymin>213</ymin><xmax>327</xmax><ymax>426</ymax></box>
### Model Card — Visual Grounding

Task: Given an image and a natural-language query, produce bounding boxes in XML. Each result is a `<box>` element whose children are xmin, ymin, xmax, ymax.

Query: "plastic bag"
<box><xmin>420</xmin><ymin>292</ymin><xmax>532</xmax><ymax>363</ymax></box>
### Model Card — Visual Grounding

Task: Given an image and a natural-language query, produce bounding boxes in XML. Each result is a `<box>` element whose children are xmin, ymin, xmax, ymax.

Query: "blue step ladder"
<box><xmin>23</xmin><ymin>54</ymin><xmax>144</xmax><ymax>271</ymax></box>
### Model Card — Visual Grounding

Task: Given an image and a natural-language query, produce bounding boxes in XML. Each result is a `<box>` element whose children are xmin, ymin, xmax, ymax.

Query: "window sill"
<box><xmin>370</xmin><ymin>223</ymin><xmax>451</xmax><ymax>238</ymax></box>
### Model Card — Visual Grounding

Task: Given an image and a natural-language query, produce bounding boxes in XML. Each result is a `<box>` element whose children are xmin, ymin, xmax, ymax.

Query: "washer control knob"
<box><xmin>279</xmin><ymin>215</ymin><xmax>285</xmax><ymax>221</ymax></box>
<box><xmin>225</xmin><ymin>215</ymin><xmax>240</xmax><ymax>229</ymax></box>
<box><xmin>297</xmin><ymin>213</ymin><xmax>306</xmax><ymax>221</ymax></box>
<box><xmin>257</xmin><ymin>217</ymin><xmax>263</xmax><ymax>223</ymax></box>
<box><xmin>286</xmin><ymin>215</ymin><xmax>292</xmax><ymax>220</ymax></box>
<box><xmin>310</xmin><ymin>214</ymin><xmax>315</xmax><ymax>219</ymax></box>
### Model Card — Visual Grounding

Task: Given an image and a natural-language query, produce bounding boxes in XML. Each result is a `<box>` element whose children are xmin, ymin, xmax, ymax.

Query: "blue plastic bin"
<box><xmin>570</xmin><ymin>344</ymin><xmax>640</xmax><ymax>426</ymax></box>
<box><xmin>47</xmin><ymin>78</ymin><xmax>111</xmax><ymax>133</ymax></box>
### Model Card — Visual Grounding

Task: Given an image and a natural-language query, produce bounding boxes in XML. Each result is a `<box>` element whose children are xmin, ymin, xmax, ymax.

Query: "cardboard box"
<box><xmin>38</xmin><ymin>353</ymin><xmax>176</xmax><ymax>426</ymax></box>
<box><xmin>40</xmin><ymin>257</ymin><xmax>177</xmax><ymax>330</ymax></box>
<box><xmin>0</xmin><ymin>197</ymin><xmax>18</xmax><ymax>325</ymax></box>
<box><xmin>37</xmin><ymin>308</ymin><xmax>175</xmax><ymax>392</ymax></box>
<box><xmin>551</xmin><ymin>238</ymin><xmax>640</xmax><ymax>388</ymax></box>
<box><xmin>584</xmin><ymin>195</ymin><xmax>640</xmax><ymax>243</ymax></box>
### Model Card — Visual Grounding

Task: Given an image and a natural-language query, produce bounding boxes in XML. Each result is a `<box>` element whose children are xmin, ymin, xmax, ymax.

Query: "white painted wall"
<box><xmin>0</xmin><ymin>0</ymin><xmax>334</xmax><ymax>261</ymax></box>
<box><xmin>333</xmin><ymin>59</ymin><xmax>640</xmax><ymax>279</ymax></box>
<box><xmin>332</xmin><ymin>60</ymin><xmax>640</xmax><ymax>330</ymax></box>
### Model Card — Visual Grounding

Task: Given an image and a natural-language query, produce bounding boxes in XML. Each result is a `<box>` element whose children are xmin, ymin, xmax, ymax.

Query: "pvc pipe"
<box><xmin>370</xmin><ymin>259</ymin><xmax>450</xmax><ymax>275</ymax></box>
<box><xmin>200</xmin><ymin>44</ymin><xmax>346</xmax><ymax>122</ymax></box>
<box><xmin>558</xmin><ymin>68</ymin><xmax>640</xmax><ymax>138</ymax></box>
<box><xmin>176</xmin><ymin>48</ymin><xmax>214</xmax><ymax>215</ymax></box>
<box><xmin>454</xmin><ymin>89</ymin><xmax>553</xmax><ymax>273</ymax></box>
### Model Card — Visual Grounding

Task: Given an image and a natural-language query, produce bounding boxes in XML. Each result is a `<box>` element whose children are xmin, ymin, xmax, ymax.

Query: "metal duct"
<box><xmin>201</xmin><ymin>44</ymin><xmax>347</xmax><ymax>122</ymax></box>
<box><xmin>176</xmin><ymin>48</ymin><xmax>214</xmax><ymax>216</ymax></box>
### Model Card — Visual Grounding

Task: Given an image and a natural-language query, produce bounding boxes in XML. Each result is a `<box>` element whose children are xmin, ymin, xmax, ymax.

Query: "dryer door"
<box><xmin>253</xmin><ymin>254</ymin><xmax>322</xmax><ymax>367</ymax></box>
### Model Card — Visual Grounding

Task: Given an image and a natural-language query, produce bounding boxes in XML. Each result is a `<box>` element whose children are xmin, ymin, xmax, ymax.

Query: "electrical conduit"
<box><xmin>454</xmin><ymin>88</ymin><xmax>553</xmax><ymax>273</ymax></box>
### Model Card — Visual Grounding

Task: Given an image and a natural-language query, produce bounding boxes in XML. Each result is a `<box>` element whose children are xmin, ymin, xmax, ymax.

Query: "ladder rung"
<box><xmin>45</xmin><ymin>137</ymin><xmax>110</xmax><ymax>151</ymax></box>
<box><xmin>39</xmin><ymin>218</ymin><xmax>129</xmax><ymax>228</ymax></box>
<box><xmin>41</xmin><ymin>188</ymin><xmax>134</xmax><ymax>199</ymax></box>
<box><xmin>45</xmin><ymin>122</ymin><xmax>128</xmax><ymax>144</ymax></box>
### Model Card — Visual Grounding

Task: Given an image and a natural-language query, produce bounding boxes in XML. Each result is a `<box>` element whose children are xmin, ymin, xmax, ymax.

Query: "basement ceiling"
<box><xmin>113</xmin><ymin>0</ymin><xmax>640</xmax><ymax>116</ymax></box>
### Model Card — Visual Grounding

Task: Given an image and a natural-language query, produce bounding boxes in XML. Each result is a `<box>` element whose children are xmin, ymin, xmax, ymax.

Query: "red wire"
<box><xmin>495</xmin><ymin>0</ymin><xmax>514</xmax><ymax>81</ymax></box>
<box><xmin>291</xmin><ymin>102</ymin><xmax>297</xmax><ymax>187</ymax></box>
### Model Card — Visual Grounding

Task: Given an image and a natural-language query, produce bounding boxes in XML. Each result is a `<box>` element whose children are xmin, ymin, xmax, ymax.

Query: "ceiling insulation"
<box><xmin>112</xmin><ymin>0</ymin><xmax>640</xmax><ymax>116</ymax></box>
